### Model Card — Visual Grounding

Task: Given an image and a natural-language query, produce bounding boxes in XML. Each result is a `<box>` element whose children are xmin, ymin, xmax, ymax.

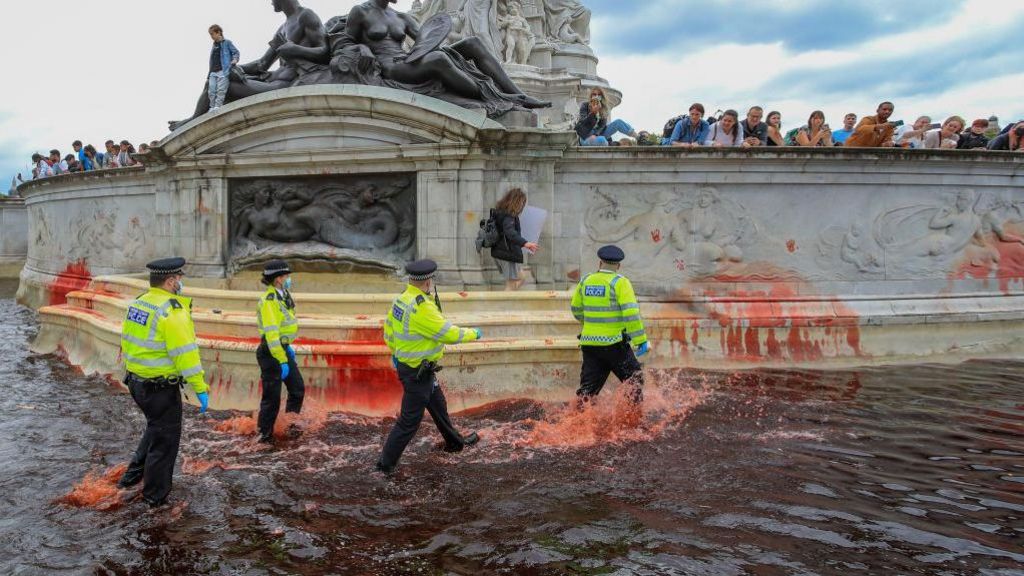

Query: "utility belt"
<box><xmin>397</xmin><ymin>359</ymin><xmax>443</xmax><ymax>380</ymax></box>
<box><xmin>127</xmin><ymin>372</ymin><xmax>183</xmax><ymax>389</ymax></box>
<box><xmin>259</xmin><ymin>335</ymin><xmax>293</xmax><ymax>349</ymax></box>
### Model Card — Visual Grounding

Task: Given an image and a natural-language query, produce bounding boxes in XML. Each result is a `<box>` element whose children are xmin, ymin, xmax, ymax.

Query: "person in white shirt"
<box><xmin>703</xmin><ymin>109</ymin><xmax>744</xmax><ymax>147</ymax></box>
<box><xmin>895</xmin><ymin>115</ymin><xmax>931</xmax><ymax>148</ymax></box>
<box><xmin>31</xmin><ymin>154</ymin><xmax>52</xmax><ymax>180</ymax></box>
<box><xmin>922</xmin><ymin>116</ymin><xmax>965</xmax><ymax>149</ymax></box>
<box><xmin>48</xmin><ymin>150</ymin><xmax>68</xmax><ymax>175</ymax></box>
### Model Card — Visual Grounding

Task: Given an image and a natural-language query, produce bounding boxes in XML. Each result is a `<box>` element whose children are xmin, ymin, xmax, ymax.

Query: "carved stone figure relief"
<box><xmin>541</xmin><ymin>0</ymin><xmax>590</xmax><ymax>45</ymax></box>
<box><xmin>499</xmin><ymin>2</ymin><xmax>536</xmax><ymax>64</ymax></box>
<box><xmin>585</xmin><ymin>186</ymin><xmax>752</xmax><ymax>279</ymax></box>
<box><xmin>816</xmin><ymin>190</ymin><xmax>1024</xmax><ymax>279</ymax></box>
<box><xmin>229</xmin><ymin>175</ymin><xmax>416</xmax><ymax>271</ymax></box>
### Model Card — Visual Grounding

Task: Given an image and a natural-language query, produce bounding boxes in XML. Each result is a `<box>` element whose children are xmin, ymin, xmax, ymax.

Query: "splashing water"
<box><xmin>55</xmin><ymin>463</ymin><xmax>128</xmax><ymax>510</ymax></box>
<box><xmin>212</xmin><ymin>400</ymin><xmax>329</xmax><ymax>440</ymax></box>
<box><xmin>521</xmin><ymin>370</ymin><xmax>710</xmax><ymax>448</ymax></box>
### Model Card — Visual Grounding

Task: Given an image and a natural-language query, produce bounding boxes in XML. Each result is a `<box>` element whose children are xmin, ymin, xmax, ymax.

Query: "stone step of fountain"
<box><xmin>89</xmin><ymin>276</ymin><xmax>573</xmax><ymax>315</ymax></box>
<box><xmin>64</xmin><ymin>290</ymin><xmax>584</xmax><ymax>340</ymax></box>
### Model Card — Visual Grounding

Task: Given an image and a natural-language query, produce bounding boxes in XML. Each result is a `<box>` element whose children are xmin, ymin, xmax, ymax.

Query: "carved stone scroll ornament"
<box><xmin>229</xmin><ymin>175</ymin><xmax>416</xmax><ymax>270</ymax></box>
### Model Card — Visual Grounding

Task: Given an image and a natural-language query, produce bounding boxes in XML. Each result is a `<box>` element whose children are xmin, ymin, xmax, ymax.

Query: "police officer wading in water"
<box><xmin>376</xmin><ymin>259</ymin><xmax>483</xmax><ymax>475</ymax></box>
<box><xmin>117</xmin><ymin>258</ymin><xmax>210</xmax><ymax>507</ymax></box>
<box><xmin>571</xmin><ymin>246</ymin><xmax>649</xmax><ymax>406</ymax></box>
<box><xmin>256</xmin><ymin>260</ymin><xmax>305</xmax><ymax>444</ymax></box>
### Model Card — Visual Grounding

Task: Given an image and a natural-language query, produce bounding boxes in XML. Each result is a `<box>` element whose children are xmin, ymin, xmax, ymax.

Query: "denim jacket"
<box><xmin>667</xmin><ymin>118</ymin><xmax>710</xmax><ymax>145</ymax></box>
<box><xmin>211</xmin><ymin>39</ymin><xmax>240</xmax><ymax>74</ymax></box>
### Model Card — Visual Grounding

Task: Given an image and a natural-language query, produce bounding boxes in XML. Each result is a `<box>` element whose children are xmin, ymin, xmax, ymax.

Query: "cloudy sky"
<box><xmin>3</xmin><ymin>0</ymin><xmax>1023</xmax><ymax>188</ymax></box>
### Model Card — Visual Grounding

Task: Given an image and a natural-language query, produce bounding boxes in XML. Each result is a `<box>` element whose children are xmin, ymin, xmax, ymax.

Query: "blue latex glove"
<box><xmin>286</xmin><ymin>345</ymin><xmax>296</xmax><ymax>362</ymax></box>
<box><xmin>636</xmin><ymin>342</ymin><xmax>650</xmax><ymax>357</ymax></box>
<box><xmin>197</xmin><ymin>392</ymin><xmax>209</xmax><ymax>414</ymax></box>
<box><xmin>473</xmin><ymin>328</ymin><xmax>483</xmax><ymax>340</ymax></box>
<box><xmin>280</xmin><ymin>362</ymin><xmax>291</xmax><ymax>380</ymax></box>
<box><xmin>392</xmin><ymin>356</ymin><xmax>400</xmax><ymax>370</ymax></box>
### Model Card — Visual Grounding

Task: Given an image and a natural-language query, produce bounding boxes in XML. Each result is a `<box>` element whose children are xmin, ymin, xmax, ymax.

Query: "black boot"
<box><xmin>444</xmin><ymin>432</ymin><xmax>480</xmax><ymax>453</ymax></box>
<box><xmin>374</xmin><ymin>460</ymin><xmax>395</xmax><ymax>476</ymax></box>
<box><xmin>258</xmin><ymin>433</ymin><xmax>275</xmax><ymax>445</ymax></box>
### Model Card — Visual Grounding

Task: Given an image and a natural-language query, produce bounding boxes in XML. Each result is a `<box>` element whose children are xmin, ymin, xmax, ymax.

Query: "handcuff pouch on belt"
<box><xmin>416</xmin><ymin>360</ymin><xmax>443</xmax><ymax>380</ymax></box>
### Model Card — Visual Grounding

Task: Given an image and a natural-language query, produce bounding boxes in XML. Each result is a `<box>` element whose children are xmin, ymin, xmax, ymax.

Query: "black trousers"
<box><xmin>120</xmin><ymin>373</ymin><xmax>183</xmax><ymax>506</ymax></box>
<box><xmin>256</xmin><ymin>341</ymin><xmax>305</xmax><ymax>437</ymax></box>
<box><xmin>577</xmin><ymin>341</ymin><xmax>645</xmax><ymax>404</ymax></box>
<box><xmin>378</xmin><ymin>363</ymin><xmax>466</xmax><ymax>469</ymax></box>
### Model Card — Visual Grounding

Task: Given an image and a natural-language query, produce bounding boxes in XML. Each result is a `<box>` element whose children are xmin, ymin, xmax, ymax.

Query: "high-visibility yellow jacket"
<box><xmin>121</xmin><ymin>287</ymin><xmax>208</xmax><ymax>394</ymax></box>
<box><xmin>257</xmin><ymin>285</ymin><xmax>299</xmax><ymax>364</ymax></box>
<box><xmin>383</xmin><ymin>285</ymin><xmax>479</xmax><ymax>368</ymax></box>
<box><xmin>571</xmin><ymin>270</ymin><xmax>648</xmax><ymax>347</ymax></box>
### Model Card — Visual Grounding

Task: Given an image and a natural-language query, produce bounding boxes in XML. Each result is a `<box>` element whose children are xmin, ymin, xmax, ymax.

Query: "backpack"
<box><xmin>784</xmin><ymin>127</ymin><xmax>801</xmax><ymax>146</ymax></box>
<box><xmin>475</xmin><ymin>209</ymin><xmax>501</xmax><ymax>254</ymax></box>
<box><xmin>662</xmin><ymin>115</ymin><xmax>685</xmax><ymax>139</ymax></box>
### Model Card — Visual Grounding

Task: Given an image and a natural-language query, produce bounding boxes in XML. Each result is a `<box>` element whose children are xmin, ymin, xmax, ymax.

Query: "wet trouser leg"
<box><xmin>379</xmin><ymin>364</ymin><xmax>465</xmax><ymax>469</ymax></box>
<box><xmin>257</xmin><ymin>341</ymin><xmax>304</xmax><ymax>438</ymax></box>
<box><xmin>577</xmin><ymin>341</ymin><xmax>644</xmax><ymax>404</ymax></box>
<box><xmin>123</xmin><ymin>374</ymin><xmax>183</xmax><ymax>506</ymax></box>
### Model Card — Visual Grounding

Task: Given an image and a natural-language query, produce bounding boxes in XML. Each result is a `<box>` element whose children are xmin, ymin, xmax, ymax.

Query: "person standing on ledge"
<box><xmin>256</xmin><ymin>260</ymin><xmax>305</xmax><ymax>444</ymax></box>
<box><xmin>117</xmin><ymin>258</ymin><xmax>210</xmax><ymax>508</ymax></box>
<box><xmin>571</xmin><ymin>246</ymin><xmax>648</xmax><ymax>407</ymax></box>
<box><xmin>207</xmin><ymin>24</ymin><xmax>240</xmax><ymax>112</ymax></box>
<box><xmin>377</xmin><ymin>259</ymin><xmax>482</xmax><ymax>475</ymax></box>
<box><xmin>490</xmin><ymin>188</ymin><xmax>540</xmax><ymax>291</ymax></box>
<box><xmin>844</xmin><ymin>101</ymin><xmax>897</xmax><ymax>148</ymax></box>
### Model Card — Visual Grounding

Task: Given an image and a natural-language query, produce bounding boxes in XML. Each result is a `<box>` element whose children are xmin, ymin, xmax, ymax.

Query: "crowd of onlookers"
<box><xmin>24</xmin><ymin>139</ymin><xmax>161</xmax><ymax>182</ymax></box>
<box><xmin>575</xmin><ymin>91</ymin><xmax>1024</xmax><ymax>153</ymax></box>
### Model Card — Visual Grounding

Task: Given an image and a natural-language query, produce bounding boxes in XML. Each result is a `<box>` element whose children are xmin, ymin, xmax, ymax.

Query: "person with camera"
<box><xmin>575</xmin><ymin>87</ymin><xmax>636</xmax><ymax>146</ymax></box>
<box><xmin>795</xmin><ymin>111</ymin><xmax>834</xmax><ymax>147</ymax></box>
<box><xmin>845</xmin><ymin>101</ymin><xmax>897</xmax><ymax>148</ymax></box>
<box><xmin>490</xmin><ymin>188</ymin><xmax>540</xmax><ymax>291</ymax></box>
<box><xmin>987</xmin><ymin>121</ymin><xmax>1024</xmax><ymax>151</ymax></box>
<box><xmin>376</xmin><ymin>259</ymin><xmax>483</xmax><ymax>475</ymax></box>
<box><xmin>922</xmin><ymin>116</ymin><xmax>964</xmax><ymax>149</ymax></box>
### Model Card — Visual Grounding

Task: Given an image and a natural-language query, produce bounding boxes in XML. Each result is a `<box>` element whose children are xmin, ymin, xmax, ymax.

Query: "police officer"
<box><xmin>117</xmin><ymin>257</ymin><xmax>210</xmax><ymax>507</ymax></box>
<box><xmin>376</xmin><ymin>259</ymin><xmax>483</xmax><ymax>474</ymax></box>
<box><xmin>571</xmin><ymin>245</ymin><xmax>649</xmax><ymax>405</ymax></box>
<box><xmin>256</xmin><ymin>260</ymin><xmax>305</xmax><ymax>444</ymax></box>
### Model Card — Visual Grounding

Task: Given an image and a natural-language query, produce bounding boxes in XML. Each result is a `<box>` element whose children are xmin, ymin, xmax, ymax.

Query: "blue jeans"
<box><xmin>208</xmin><ymin>71</ymin><xmax>229</xmax><ymax>110</ymax></box>
<box><xmin>581</xmin><ymin>119</ymin><xmax>634</xmax><ymax>146</ymax></box>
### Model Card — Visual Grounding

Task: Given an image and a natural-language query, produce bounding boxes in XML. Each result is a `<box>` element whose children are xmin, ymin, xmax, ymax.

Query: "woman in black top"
<box><xmin>574</xmin><ymin>87</ymin><xmax>636</xmax><ymax>146</ymax></box>
<box><xmin>490</xmin><ymin>188</ymin><xmax>540</xmax><ymax>290</ymax></box>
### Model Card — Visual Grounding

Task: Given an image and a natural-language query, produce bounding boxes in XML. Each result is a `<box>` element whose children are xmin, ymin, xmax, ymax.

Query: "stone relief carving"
<box><xmin>817</xmin><ymin>190</ymin><xmax>1024</xmax><ymax>278</ymax></box>
<box><xmin>541</xmin><ymin>0</ymin><xmax>590</xmax><ymax>45</ymax></box>
<box><xmin>585</xmin><ymin>186</ymin><xmax>752</xmax><ymax>278</ymax></box>
<box><xmin>500</xmin><ymin>2</ymin><xmax>536</xmax><ymax>64</ymax></box>
<box><xmin>29</xmin><ymin>201</ymin><xmax>150</xmax><ymax>268</ymax></box>
<box><xmin>230</xmin><ymin>175</ymin><xmax>416</xmax><ymax>270</ymax></box>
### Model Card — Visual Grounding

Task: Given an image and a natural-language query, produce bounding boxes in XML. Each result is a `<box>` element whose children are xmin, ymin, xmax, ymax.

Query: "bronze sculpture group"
<box><xmin>170</xmin><ymin>0</ymin><xmax>550</xmax><ymax>130</ymax></box>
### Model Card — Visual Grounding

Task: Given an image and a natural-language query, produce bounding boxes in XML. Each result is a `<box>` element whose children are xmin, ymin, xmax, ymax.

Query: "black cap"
<box><xmin>597</xmin><ymin>245</ymin><xmax>625</xmax><ymax>263</ymax></box>
<box><xmin>262</xmin><ymin>259</ymin><xmax>291</xmax><ymax>282</ymax></box>
<box><xmin>405</xmin><ymin>259</ymin><xmax>438</xmax><ymax>281</ymax></box>
<box><xmin>146</xmin><ymin>257</ymin><xmax>186</xmax><ymax>275</ymax></box>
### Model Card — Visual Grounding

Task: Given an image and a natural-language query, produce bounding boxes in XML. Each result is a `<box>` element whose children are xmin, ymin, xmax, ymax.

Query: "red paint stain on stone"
<box><xmin>651</xmin><ymin>229</ymin><xmax>662</xmax><ymax>243</ymax></box>
<box><xmin>50</xmin><ymin>260</ymin><xmax>92</xmax><ymax>306</ymax></box>
<box><xmin>786</xmin><ymin>239</ymin><xmax>798</xmax><ymax>253</ymax></box>
<box><xmin>567</xmin><ymin>269</ymin><xmax>581</xmax><ymax>282</ymax></box>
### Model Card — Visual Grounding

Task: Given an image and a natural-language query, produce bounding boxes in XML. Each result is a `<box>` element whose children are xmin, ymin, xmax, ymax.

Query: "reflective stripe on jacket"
<box><xmin>383</xmin><ymin>285</ymin><xmax>479</xmax><ymax>369</ymax></box>
<box><xmin>121</xmin><ymin>287</ymin><xmax>207</xmax><ymax>393</ymax></box>
<box><xmin>257</xmin><ymin>285</ymin><xmax>298</xmax><ymax>364</ymax></box>
<box><xmin>570</xmin><ymin>270</ymin><xmax>648</xmax><ymax>347</ymax></box>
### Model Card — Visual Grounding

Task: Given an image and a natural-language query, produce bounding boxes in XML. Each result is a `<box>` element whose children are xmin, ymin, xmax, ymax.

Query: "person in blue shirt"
<box><xmin>831</xmin><ymin>113</ymin><xmax>858</xmax><ymax>145</ymax></box>
<box><xmin>667</xmin><ymin>103</ymin><xmax>710</xmax><ymax>147</ymax></box>
<box><xmin>207</xmin><ymin>24</ymin><xmax>241</xmax><ymax>112</ymax></box>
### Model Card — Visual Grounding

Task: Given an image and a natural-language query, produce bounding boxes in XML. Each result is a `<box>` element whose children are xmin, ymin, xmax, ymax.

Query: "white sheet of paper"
<box><xmin>519</xmin><ymin>206</ymin><xmax>547</xmax><ymax>255</ymax></box>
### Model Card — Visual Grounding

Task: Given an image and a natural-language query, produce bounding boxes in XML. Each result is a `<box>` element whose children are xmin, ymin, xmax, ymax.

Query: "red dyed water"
<box><xmin>213</xmin><ymin>400</ymin><xmax>329</xmax><ymax>440</ymax></box>
<box><xmin>55</xmin><ymin>463</ymin><xmax>128</xmax><ymax>510</ymax></box>
<box><xmin>523</xmin><ymin>374</ymin><xmax>708</xmax><ymax>448</ymax></box>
